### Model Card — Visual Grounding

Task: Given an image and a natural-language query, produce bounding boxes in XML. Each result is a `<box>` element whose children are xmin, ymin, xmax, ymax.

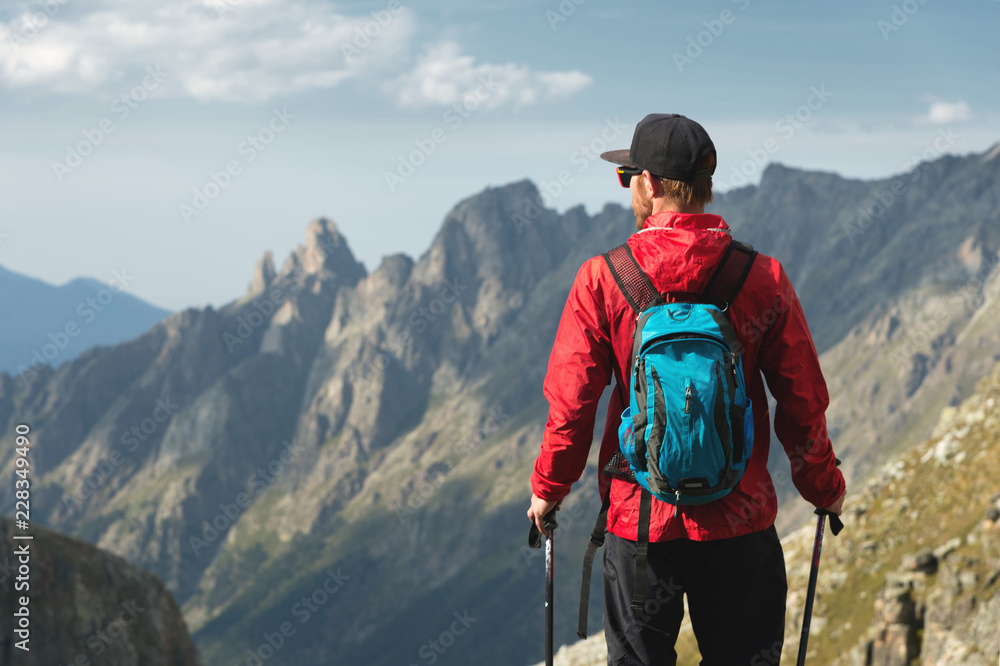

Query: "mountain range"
<box><xmin>1</xmin><ymin>142</ymin><xmax>998</xmax><ymax>665</ymax></box>
<box><xmin>0</xmin><ymin>265</ymin><xmax>171</xmax><ymax>375</ymax></box>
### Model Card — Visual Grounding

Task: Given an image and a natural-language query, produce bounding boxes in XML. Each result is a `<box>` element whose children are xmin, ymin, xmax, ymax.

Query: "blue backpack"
<box><xmin>576</xmin><ymin>239</ymin><xmax>759</xmax><ymax>637</ymax></box>
<box><xmin>609</xmin><ymin>241</ymin><xmax>757</xmax><ymax>505</ymax></box>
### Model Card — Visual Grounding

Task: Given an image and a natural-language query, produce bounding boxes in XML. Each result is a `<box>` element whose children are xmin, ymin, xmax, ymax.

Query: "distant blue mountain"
<box><xmin>0</xmin><ymin>265</ymin><xmax>172</xmax><ymax>376</ymax></box>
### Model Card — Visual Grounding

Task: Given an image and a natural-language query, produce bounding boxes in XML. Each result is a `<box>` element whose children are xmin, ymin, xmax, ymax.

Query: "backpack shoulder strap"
<box><xmin>701</xmin><ymin>240</ymin><xmax>758</xmax><ymax>309</ymax></box>
<box><xmin>579</xmin><ymin>243</ymin><xmax>661</xmax><ymax>638</ymax></box>
<box><xmin>604</xmin><ymin>240</ymin><xmax>757</xmax><ymax>313</ymax></box>
<box><xmin>602</xmin><ymin>243</ymin><xmax>663</xmax><ymax>314</ymax></box>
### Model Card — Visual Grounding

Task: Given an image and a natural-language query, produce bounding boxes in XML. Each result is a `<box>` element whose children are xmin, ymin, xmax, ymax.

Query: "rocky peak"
<box><xmin>372</xmin><ymin>253</ymin><xmax>415</xmax><ymax>289</ymax></box>
<box><xmin>247</xmin><ymin>250</ymin><xmax>276</xmax><ymax>298</ymax></box>
<box><xmin>414</xmin><ymin>180</ymin><xmax>567</xmax><ymax>288</ymax></box>
<box><xmin>282</xmin><ymin>217</ymin><xmax>363</xmax><ymax>280</ymax></box>
<box><xmin>980</xmin><ymin>142</ymin><xmax>1000</xmax><ymax>164</ymax></box>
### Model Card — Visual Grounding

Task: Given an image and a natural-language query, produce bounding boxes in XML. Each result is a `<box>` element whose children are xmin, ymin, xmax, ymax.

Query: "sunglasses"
<box><xmin>616</xmin><ymin>166</ymin><xmax>666</xmax><ymax>187</ymax></box>
<box><xmin>616</xmin><ymin>167</ymin><xmax>640</xmax><ymax>187</ymax></box>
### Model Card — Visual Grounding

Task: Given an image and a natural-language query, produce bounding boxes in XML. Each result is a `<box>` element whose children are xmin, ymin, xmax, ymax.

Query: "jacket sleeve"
<box><xmin>531</xmin><ymin>259</ymin><xmax>614</xmax><ymax>502</ymax></box>
<box><xmin>758</xmin><ymin>262</ymin><xmax>846</xmax><ymax>509</ymax></box>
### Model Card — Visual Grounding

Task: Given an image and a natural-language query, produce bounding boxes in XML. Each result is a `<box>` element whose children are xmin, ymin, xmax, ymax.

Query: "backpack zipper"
<box><xmin>640</xmin><ymin>331</ymin><xmax>732</xmax><ymax>357</ymax></box>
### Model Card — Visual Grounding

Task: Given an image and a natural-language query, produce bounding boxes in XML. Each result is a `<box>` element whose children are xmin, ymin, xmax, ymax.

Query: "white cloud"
<box><xmin>0</xmin><ymin>0</ymin><xmax>417</xmax><ymax>102</ymax></box>
<box><xmin>918</xmin><ymin>99</ymin><xmax>971</xmax><ymax>125</ymax></box>
<box><xmin>390</xmin><ymin>42</ymin><xmax>592</xmax><ymax>110</ymax></box>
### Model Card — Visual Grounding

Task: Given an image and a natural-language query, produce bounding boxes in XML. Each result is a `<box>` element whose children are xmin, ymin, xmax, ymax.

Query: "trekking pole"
<box><xmin>528</xmin><ymin>510</ymin><xmax>559</xmax><ymax>666</ymax></box>
<box><xmin>796</xmin><ymin>462</ymin><xmax>844</xmax><ymax>665</ymax></box>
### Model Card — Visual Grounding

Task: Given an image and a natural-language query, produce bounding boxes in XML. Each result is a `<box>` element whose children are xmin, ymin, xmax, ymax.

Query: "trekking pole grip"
<box><xmin>528</xmin><ymin>509</ymin><xmax>560</xmax><ymax>548</ymax></box>
<box><xmin>543</xmin><ymin>510</ymin><xmax>558</xmax><ymax>533</ymax></box>
<box><xmin>815</xmin><ymin>457</ymin><xmax>844</xmax><ymax>536</ymax></box>
<box><xmin>814</xmin><ymin>508</ymin><xmax>844</xmax><ymax>536</ymax></box>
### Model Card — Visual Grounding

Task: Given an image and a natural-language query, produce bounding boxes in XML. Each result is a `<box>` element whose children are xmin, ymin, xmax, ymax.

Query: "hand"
<box><xmin>527</xmin><ymin>494</ymin><xmax>561</xmax><ymax>537</ymax></box>
<box><xmin>822</xmin><ymin>490</ymin><xmax>846</xmax><ymax>516</ymax></box>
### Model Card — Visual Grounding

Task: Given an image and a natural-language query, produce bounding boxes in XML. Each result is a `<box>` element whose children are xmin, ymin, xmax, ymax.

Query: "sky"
<box><xmin>1</xmin><ymin>0</ymin><xmax>998</xmax><ymax>311</ymax></box>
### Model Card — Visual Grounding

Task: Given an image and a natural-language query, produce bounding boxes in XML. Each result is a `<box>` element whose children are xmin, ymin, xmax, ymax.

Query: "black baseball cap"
<box><xmin>600</xmin><ymin>114</ymin><xmax>716</xmax><ymax>181</ymax></box>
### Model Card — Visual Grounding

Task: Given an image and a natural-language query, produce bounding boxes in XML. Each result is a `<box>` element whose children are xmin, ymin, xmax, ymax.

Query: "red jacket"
<box><xmin>531</xmin><ymin>211</ymin><xmax>845</xmax><ymax>542</ymax></box>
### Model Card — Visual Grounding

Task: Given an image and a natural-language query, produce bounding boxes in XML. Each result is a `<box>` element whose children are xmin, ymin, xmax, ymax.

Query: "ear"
<box><xmin>641</xmin><ymin>170</ymin><xmax>661</xmax><ymax>198</ymax></box>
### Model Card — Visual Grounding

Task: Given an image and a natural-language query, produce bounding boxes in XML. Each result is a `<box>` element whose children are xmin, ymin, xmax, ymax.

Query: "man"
<box><xmin>526</xmin><ymin>114</ymin><xmax>845</xmax><ymax>665</ymax></box>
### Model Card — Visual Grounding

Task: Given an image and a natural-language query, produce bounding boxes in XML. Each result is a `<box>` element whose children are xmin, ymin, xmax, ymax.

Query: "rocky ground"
<box><xmin>0</xmin><ymin>516</ymin><xmax>199</xmax><ymax>665</ymax></box>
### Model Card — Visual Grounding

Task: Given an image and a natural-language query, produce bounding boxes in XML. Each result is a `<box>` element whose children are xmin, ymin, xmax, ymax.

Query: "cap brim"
<box><xmin>599</xmin><ymin>149</ymin><xmax>634</xmax><ymax>167</ymax></box>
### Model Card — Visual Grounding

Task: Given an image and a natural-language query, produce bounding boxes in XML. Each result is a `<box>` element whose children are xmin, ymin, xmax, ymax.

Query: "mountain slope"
<box><xmin>0</xmin><ymin>265</ymin><xmax>171</xmax><ymax>375</ymax></box>
<box><xmin>0</xmin><ymin>218</ymin><xmax>366</xmax><ymax>605</ymax></box>
<box><xmin>0</xmin><ymin>516</ymin><xmax>199</xmax><ymax>665</ymax></box>
<box><xmin>711</xmin><ymin>151</ymin><xmax>1000</xmax><ymax>354</ymax></box>
<box><xmin>783</xmin><ymin>360</ymin><xmax>1000</xmax><ymax>665</ymax></box>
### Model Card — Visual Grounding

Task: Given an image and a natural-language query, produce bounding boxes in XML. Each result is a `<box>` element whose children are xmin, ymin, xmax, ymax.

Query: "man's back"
<box><xmin>532</xmin><ymin>210</ymin><xmax>843</xmax><ymax>543</ymax></box>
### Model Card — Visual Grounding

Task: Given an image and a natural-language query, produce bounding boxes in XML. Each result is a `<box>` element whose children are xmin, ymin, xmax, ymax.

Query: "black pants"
<box><xmin>602</xmin><ymin>526</ymin><xmax>787</xmax><ymax>666</ymax></box>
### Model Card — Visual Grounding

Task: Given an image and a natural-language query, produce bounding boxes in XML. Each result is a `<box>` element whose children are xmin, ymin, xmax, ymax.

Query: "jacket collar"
<box><xmin>639</xmin><ymin>211</ymin><xmax>730</xmax><ymax>233</ymax></box>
